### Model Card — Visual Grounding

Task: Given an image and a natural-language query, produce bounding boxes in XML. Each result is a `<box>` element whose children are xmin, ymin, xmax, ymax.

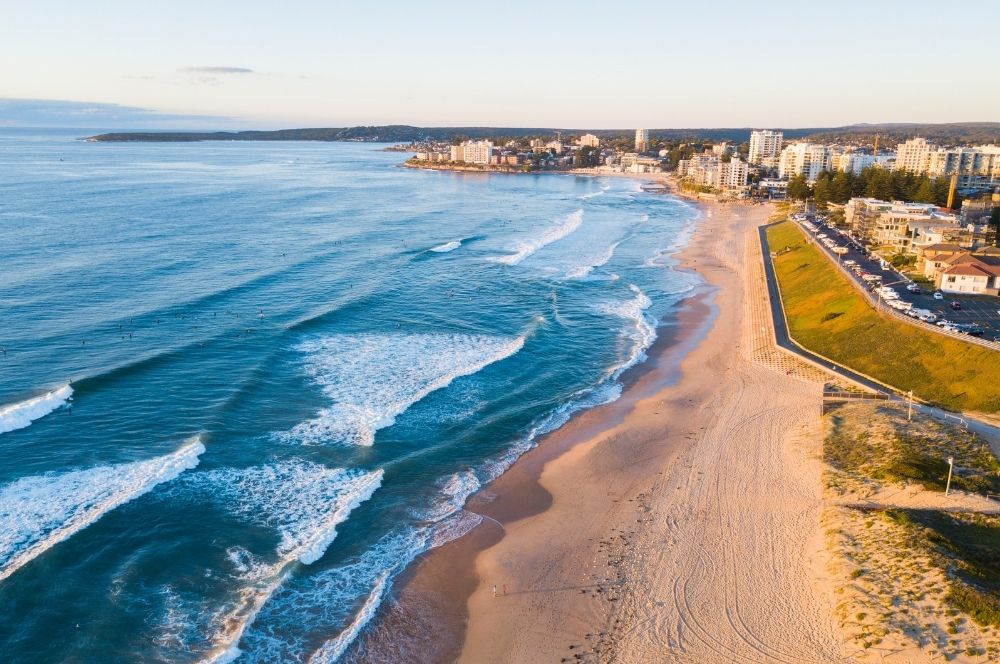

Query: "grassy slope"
<box><xmin>766</xmin><ymin>221</ymin><xmax>1000</xmax><ymax>413</ymax></box>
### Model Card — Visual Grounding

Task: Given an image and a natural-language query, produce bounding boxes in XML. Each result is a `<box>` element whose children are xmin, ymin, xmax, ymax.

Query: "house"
<box><xmin>932</xmin><ymin>252</ymin><xmax>1000</xmax><ymax>295</ymax></box>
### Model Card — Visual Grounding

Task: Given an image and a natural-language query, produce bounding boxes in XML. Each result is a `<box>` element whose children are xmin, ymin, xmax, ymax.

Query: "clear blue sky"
<box><xmin>1</xmin><ymin>0</ymin><xmax>997</xmax><ymax>129</ymax></box>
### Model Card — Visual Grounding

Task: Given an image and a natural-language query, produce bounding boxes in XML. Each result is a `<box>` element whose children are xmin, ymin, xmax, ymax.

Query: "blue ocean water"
<box><xmin>0</xmin><ymin>129</ymin><xmax>700</xmax><ymax>663</ymax></box>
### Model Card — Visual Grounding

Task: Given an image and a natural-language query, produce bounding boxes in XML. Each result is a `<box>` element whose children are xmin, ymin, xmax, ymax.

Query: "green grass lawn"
<box><xmin>765</xmin><ymin>221</ymin><xmax>1000</xmax><ymax>413</ymax></box>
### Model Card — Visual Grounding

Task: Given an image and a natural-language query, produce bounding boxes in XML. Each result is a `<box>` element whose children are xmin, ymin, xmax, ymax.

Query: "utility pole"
<box><xmin>907</xmin><ymin>390</ymin><xmax>913</xmax><ymax>421</ymax></box>
<box><xmin>945</xmin><ymin>456</ymin><xmax>954</xmax><ymax>495</ymax></box>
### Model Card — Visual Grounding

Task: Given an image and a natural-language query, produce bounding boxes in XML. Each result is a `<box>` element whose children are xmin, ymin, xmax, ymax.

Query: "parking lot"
<box><xmin>793</xmin><ymin>216</ymin><xmax>1000</xmax><ymax>342</ymax></box>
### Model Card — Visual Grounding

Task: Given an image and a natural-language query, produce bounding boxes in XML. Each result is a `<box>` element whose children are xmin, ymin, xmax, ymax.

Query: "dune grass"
<box><xmin>885</xmin><ymin>509</ymin><xmax>1000</xmax><ymax>628</ymax></box>
<box><xmin>765</xmin><ymin>221</ymin><xmax>1000</xmax><ymax>413</ymax></box>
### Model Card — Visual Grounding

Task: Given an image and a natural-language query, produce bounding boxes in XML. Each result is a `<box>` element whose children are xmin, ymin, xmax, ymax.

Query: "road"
<box><xmin>797</xmin><ymin>216</ymin><xmax>1000</xmax><ymax>341</ymax></box>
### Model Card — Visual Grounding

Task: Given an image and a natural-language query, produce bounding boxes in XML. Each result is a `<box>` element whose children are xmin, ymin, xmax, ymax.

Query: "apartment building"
<box><xmin>451</xmin><ymin>140</ymin><xmax>493</xmax><ymax>165</ymax></box>
<box><xmin>893</xmin><ymin>138</ymin><xmax>1000</xmax><ymax>189</ymax></box>
<box><xmin>844</xmin><ymin>197</ymin><xmax>956</xmax><ymax>253</ymax></box>
<box><xmin>778</xmin><ymin>143</ymin><xmax>832</xmax><ymax>182</ymax></box>
<box><xmin>578</xmin><ymin>133</ymin><xmax>600</xmax><ymax>148</ymax></box>
<box><xmin>635</xmin><ymin>128</ymin><xmax>649</xmax><ymax>152</ymax></box>
<box><xmin>748</xmin><ymin>129</ymin><xmax>783</xmax><ymax>165</ymax></box>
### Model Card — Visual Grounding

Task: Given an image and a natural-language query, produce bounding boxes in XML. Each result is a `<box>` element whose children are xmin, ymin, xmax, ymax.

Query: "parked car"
<box><xmin>920</xmin><ymin>313</ymin><xmax>937</xmax><ymax>323</ymax></box>
<box><xmin>905</xmin><ymin>284</ymin><xmax>921</xmax><ymax>293</ymax></box>
<box><xmin>949</xmin><ymin>301</ymin><xmax>962</xmax><ymax>310</ymax></box>
<box><xmin>933</xmin><ymin>291</ymin><xmax>944</xmax><ymax>300</ymax></box>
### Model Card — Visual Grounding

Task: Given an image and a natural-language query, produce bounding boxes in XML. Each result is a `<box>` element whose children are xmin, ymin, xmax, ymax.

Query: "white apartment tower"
<box><xmin>578</xmin><ymin>133</ymin><xmax>600</xmax><ymax>148</ymax></box>
<box><xmin>748</xmin><ymin>129</ymin><xmax>783</xmax><ymax>165</ymax></box>
<box><xmin>635</xmin><ymin>128</ymin><xmax>649</xmax><ymax>152</ymax></box>
<box><xmin>894</xmin><ymin>137</ymin><xmax>934</xmax><ymax>174</ymax></box>
<box><xmin>778</xmin><ymin>143</ymin><xmax>832</xmax><ymax>183</ymax></box>
<box><xmin>452</xmin><ymin>140</ymin><xmax>493</xmax><ymax>165</ymax></box>
<box><xmin>717</xmin><ymin>157</ymin><xmax>749</xmax><ymax>190</ymax></box>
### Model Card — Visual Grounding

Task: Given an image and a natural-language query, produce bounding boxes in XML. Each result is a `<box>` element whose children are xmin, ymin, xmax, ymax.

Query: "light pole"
<box><xmin>945</xmin><ymin>457</ymin><xmax>954</xmax><ymax>495</ymax></box>
<box><xmin>907</xmin><ymin>390</ymin><xmax>914</xmax><ymax>421</ymax></box>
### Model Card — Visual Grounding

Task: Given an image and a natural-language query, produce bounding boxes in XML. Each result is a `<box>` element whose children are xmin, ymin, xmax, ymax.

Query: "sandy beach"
<box><xmin>349</xmin><ymin>199</ymin><xmax>856</xmax><ymax>663</ymax></box>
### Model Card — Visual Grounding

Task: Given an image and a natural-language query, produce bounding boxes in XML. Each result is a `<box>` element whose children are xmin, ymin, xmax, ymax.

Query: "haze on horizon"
<box><xmin>2</xmin><ymin>0</ymin><xmax>998</xmax><ymax>130</ymax></box>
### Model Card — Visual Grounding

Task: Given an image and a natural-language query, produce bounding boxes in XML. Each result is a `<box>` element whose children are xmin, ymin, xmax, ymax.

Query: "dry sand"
<box><xmin>357</xmin><ymin>200</ymin><xmax>863</xmax><ymax>663</ymax></box>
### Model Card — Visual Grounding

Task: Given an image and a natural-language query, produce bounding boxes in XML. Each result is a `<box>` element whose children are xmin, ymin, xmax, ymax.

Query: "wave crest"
<box><xmin>0</xmin><ymin>437</ymin><xmax>204</xmax><ymax>582</ymax></box>
<box><xmin>0</xmin><ymin>384</ymin><xmax>73</xmax><ymax>435</ymax></box>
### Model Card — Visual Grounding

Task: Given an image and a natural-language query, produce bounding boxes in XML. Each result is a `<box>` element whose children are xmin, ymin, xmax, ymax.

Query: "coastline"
<box><xmin>349</xmin><ymin>194</ymin><xmax>842</xmax><ymax>664</ymax></box>
<box><xmin>343</xmin><ymin>196</ymin><xmax>739</xmax><ymax>662</ymax></box>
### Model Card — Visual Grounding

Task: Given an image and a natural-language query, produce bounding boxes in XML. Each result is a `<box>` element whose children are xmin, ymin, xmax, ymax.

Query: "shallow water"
<box><xmin>0</xmin><ymin>129</ymin><xmax>700</xmax><ymax>663</ymax></box>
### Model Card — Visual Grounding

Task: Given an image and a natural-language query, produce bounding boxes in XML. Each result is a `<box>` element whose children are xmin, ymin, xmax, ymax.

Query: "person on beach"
<box><xmin>492</xmin><ymin>584</ymin><xmax>497</xmax><ymax>598</ymax></box>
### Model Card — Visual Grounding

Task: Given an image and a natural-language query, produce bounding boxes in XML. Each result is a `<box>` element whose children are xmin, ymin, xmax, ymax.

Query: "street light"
<box><xmin>945</xmin><ymin>456</ymin><xmax>954</xmax><ymax>495</ymax></box>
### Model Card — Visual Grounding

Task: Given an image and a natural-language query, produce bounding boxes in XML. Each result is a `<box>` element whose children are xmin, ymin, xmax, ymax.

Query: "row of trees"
<box><xmin>786</xmin><ymin>166</ymin><xmax>960</xmax><ymax>209</ymax></box>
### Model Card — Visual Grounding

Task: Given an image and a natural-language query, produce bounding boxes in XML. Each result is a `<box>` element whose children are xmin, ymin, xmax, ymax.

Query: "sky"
<box><xmin>1</xmin><ymin>0</ymin><xmax>998</xmax><ymax>130</ymax></box>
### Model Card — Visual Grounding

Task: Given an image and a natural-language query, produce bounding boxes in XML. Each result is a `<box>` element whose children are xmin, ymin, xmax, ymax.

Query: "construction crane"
<box><xmin>947</xmin><ymin>171</ymin><xmax>958</xmax><ymax>209</ymax></box>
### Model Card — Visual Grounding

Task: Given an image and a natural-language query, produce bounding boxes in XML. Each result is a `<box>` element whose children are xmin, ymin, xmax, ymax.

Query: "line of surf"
<box><xmin>566</xmin><ymin>240</ymin><xmax>622</xmax><ymax>279</ymax></box>
<box><xmin>278</xmin><ymin>333</ymin><xmax>525</xmax><ymax>447</ymax></box>
<box><xmin>307</xmin><ymin>571</ymin><xmax>391</xmax><ymax>663</ymax></box>
<box><xmin>0</xmin><ymin>384</ymin><xmax>73</xmax><ymax>435</ymax></box>
<box><xmin>429</xmin><ymin>240</ymin><xmax>461</xmax><ymax>253</ymax></box>
<box><xmin>0</xmin><ymin>436</ymin><xmax>204</xmax><ymax>583</ymax></box>
<box><xmin>199</xmin><ymin>466</ymin><xmax>383</xmax><ymax>663</ymax></box>
<box><xmin>490</xmin><ymin>209</ymin><xmax>583</xmax><ymax>266</ymax></box>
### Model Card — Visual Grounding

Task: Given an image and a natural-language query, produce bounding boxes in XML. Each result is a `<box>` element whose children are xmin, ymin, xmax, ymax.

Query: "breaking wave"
<box><xmin>566</xmin><ymin>240</ymin><xmax>621</xmax><ymax>279</ymax></box>
<box><xmin>429</xmin><ymin>240</ymin><xmax>461</xmax><ymax>253</ymax></box>
<box><xmin>0</xmin><ymin>384</ymin><xmax>73</xmax><ymax>435</ymax></box>
<box><xmin>194</xmin><ymin>463</ymin><xmax>383</xmax><ymax>663</ymax></box>
<box><xmin>490</xmin><ymin>209</ymin><xmax>583</xmax><ymax>265</ymax></box>
<box><xmin>599</xmin><ymin>284</ymin><xmax>656</xmax><ymax>378</ymax></box>
<box><xmin>278</xmin><ymin>333</ymin><xmax>524</xmax><ymax>447</ymax></box>
<box><xmin>0</xmin><ymin>437</ymin><xmax>204</xmax><ymax>583</ymax></box>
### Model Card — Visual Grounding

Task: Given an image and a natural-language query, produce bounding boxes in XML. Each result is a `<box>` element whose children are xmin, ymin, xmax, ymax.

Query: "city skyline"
<box><xmin>2</xmin><ymin>0</ymin><xmax>998</xmax><ymax>129</ymax></box>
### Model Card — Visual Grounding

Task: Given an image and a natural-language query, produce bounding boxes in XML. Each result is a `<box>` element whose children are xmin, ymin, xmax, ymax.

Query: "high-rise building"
<box><xmin>635</xmin><ymin>128</ymin><xmax>649</xmax><ymax>152</ymax></box>
<box><xmin>778</xmin><ymin>143</ymin><xmax>832</xmax><ymax>183</ymax></box>
<box><xmin>461</xmin><ymin>140</ymin><xmax>494</xmax><ymax>165</ymax></box>
<box><xmin>717</xmin><ymin>157</ymin><xmax>749</xmax><ymax>190</ymax></box>
<box><xmin>578</xmin><ymin>133</ymin><xmax>600</xmax><ymax>148</ymax></box>
<box><xmin>894</xmin><ymin>137</ymin><xmax>934</xmax><ymax>174</ymax></box>
<box><xmin>894</xmin><ymin>138</ymin><xmax>1000</xmax><ymax>188</ymax></box>
<box><xmin>748</xmin><ymin>130</ymin><xmax>783</xmax><ymax>165</ymax></box>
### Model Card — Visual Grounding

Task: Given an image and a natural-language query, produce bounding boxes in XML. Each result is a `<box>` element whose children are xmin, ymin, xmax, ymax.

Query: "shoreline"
<box><xmin>344</xmin><ymin>194</ymin><xmax>722</xmax><ymax>662</ymax></box>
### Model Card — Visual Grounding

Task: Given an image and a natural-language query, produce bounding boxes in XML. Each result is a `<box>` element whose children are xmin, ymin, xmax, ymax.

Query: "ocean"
<box><xmin>0</xmin><ymin>129</ymin><xmax>700</xmax><ymax>663</ymax></box>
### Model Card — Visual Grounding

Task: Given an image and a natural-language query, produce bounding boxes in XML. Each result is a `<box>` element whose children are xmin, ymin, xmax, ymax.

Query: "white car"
<box><xmin>933</xmin><ymin>291</ymin><xmax>944</xmax><ymax>300</ymax></box>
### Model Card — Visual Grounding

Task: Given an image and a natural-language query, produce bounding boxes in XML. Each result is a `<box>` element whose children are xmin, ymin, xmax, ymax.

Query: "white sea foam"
<box><xmin>307</xmin><ymin>571</ymin><xmax>391</xmax><ymax>664</ymax></box>
<box><xmin>0</xmin><ymin>384</ymin><xmax>73</xmax><ymax>435</ymax></box>
<box><xmin>421</xmin><ymin>470</ymin><xmax>482</xmax><ymax>523</ymax></box>
<box><xmin>490</xmin><ymin>209</ymin><xmax>583</xmax><ymax>265</ymax></box>
<box><xmin>238</xmin><ymin>529</ymin><xmax>427</xmax><ymax>663</ymax></box>
<box><xmin>279</xmin><ymin>333</ymin><xmax>524</xmax><ymax>447</ymax></box>
<box><xmin>579</xmin><ymin>184</ymin><xmax>609</xmax><ymax>200</ymax></box>
<box><xmin>429</xmin><ymin>240</ymin><xmax>461</xmax><ymax>253</ymax></box>
<box><xmin>566</xmin><ymin>240</ymin><xmax>621</xmax><ymax>279</ymax></box>
<box><xmin>0</xmin><ymin>437</ymin><xmax>204</xmax><ymax>582</ymax></box>
<box><xmin>599</xmin><ymin>284</ymin><xmax>656</xmax><ymax>378</ymax></box>
<box><xmin>197</xmin><ymin>463</ymin><xmax>383</xmax><ymax>663</ymax></box>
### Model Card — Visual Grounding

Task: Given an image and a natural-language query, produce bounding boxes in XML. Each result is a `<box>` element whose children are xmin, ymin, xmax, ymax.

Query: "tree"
<box><xmin>913</xmin><ymin>178</ymin><xmax>936</xmax><ymax>203</ymax></box>
<box><xmin>787</xmin><ymin>174</ymin><xmax>812</xmax><ymax>201</ymax></box>
<box><xmin>812</xmin><ymin>173</ymin><xmax>832</xmax><ymax>210</ymax></box>
<box><xmin>830</xmin><ymin>171</ymin><xmax>851</xmax><ymax>204</ymax></box>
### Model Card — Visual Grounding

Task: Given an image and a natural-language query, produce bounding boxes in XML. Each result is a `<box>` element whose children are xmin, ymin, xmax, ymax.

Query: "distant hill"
<box><xmin>797</xmin><ymin>123</ymin><xmax>1000</xmax><ymax>146</ymax></box>
<box><xmin>85</xmin><ymin>123</ymin><xmax>1000</xmax><ymax>145</ymax></box>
